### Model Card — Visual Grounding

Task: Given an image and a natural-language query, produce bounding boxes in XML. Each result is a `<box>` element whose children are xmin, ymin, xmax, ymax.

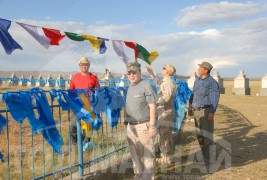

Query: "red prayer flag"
<box><xmin>124</xmin><ymin>41</ymin><xmax>138</xmax><ymax>60</ymax></box>
<box><xmin>42</xmin><ymin>28</ymin><xmax>66</xmax><ymax>45</ymax></box>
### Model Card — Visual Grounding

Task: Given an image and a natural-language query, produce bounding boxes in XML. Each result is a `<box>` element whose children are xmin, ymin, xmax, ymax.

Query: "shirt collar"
<box><xmin>198</xmin><ymin>74</ymin><xmax>210</xmax><ymax>81</ymax></box>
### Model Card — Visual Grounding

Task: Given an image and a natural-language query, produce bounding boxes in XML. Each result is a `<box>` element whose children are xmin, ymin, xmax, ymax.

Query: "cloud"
<box><xmin>175</xmin><ymin>1</ymin><xmax>264</xmax><ymax>28</ymax></box>
<box><xmin>1</xmin><ymin>13</ymin><xmax>267</xmax><ymax>77</ymax></box>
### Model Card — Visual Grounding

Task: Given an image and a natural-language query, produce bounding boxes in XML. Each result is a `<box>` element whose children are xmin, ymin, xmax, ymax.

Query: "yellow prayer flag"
<box><xmin>81</xmin><ymin>35</ymin><xmax>102</xmax><ymax>53</ymax></box>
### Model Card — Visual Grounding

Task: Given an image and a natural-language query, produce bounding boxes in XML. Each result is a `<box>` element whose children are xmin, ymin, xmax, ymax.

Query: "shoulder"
<box><xmin>206</xmin><ymin>76</ymin><xmax>219</xmax><ymax>86</ymax></box>
<box><xmin>71</xmin><ymin>73</ymin><xmax>80</xmax><ymax>79</ymax></box>
<box><xmin>207</xmin><ymin>76</ymin><xmax>217</xmax><ymax>83</ymax></box>
<box><xmin>162</xmin><ymin>77</ymin><xmax>176</xmax><ymax>86</ymax></box>
<box><xmin>89</xmin><ymin>73</ymin><xmax>98</xmax><ymax>79</ymax></box>
<box><xmin>140</xmin><ymin>80</ymin><xmax>152</xmax><ymax>87</ymax></box>
<box><xmin>167</xmin><ymin>77</ymin><xmax>176</xmax><ymax>85</ymax></box>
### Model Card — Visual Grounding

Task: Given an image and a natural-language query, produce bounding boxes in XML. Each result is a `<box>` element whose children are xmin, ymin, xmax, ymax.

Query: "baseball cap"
<box><xmin>198</xmin><ymin>61</ymin><xmax>213</xmax><ymax>71</ymax></box>
<box><xmin>126</xmin><ymin>62</ymin><xmax>141</xmax><ymax>72</ymax></box>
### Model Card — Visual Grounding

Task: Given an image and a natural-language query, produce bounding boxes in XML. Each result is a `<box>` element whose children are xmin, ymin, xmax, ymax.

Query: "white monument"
<box><xmin>36</xmin><ymin>75</ymin><xmax>46</xmax><ymax>87</ymax></box>
<box><xmin>45</xmin><ymin>75</ymin><xmax>55</xmax><ymax>87</ymax></box>
<box><xmin>232</xmin><ymin>70</ymin><xmax>250</xmax><ymax>95</ymax></box>
<box><xmin>19</xmin><ymin>75</ymin><xmax>28</xmax><ymax>86</ymax></box>
<box><xmin>56</xmin><ymin>75</ymin><xmax>66</xmax><ymax>89</ymax></box>
<box><xmin>103</xmin><ymin>68</ymin><xmax>115</xmax><ymax>87</ymax></box>
<box><xmin>187</xmin><ymin>72</ymin><xmax>198</xmax><ymax>90</ymax></box>
<box><xmin>27</xmin><ymin>75</ymin><xmax>36</xmax><ymax>87</ymax></box>
<box><xmin>8</xmin><ymin>72</ymin><xmax>18</xmax><ymax>86</ymax></box>
<box><xmin>65</xmin><ymin>74</ymin><xmax>73</xmax><ymax>88</ymax></box>
<box><xmin>212</xmin><ymin>71</ymin><xmax>225</xmax><ymax>94</ymax></box>
<box><xmin>259</xmin><ymin>74</ymin><xmax>267</xmax><ymax>96</ymax></box>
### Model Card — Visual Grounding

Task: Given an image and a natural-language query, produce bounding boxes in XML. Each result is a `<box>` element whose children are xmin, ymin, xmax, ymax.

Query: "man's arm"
<box><xmin>187</xmin><ymin>93</ymin><xmax>194</xmax><ymax>116</ymax></box>
<box><xmin>148</xmin><ymin>103</ymin><xmax>157</xmax><ymax>138</ymax></box>
<box><xmin>95</xmin><ymin>77</ymin><xmax>101</xmax><ymax>88</ymax></box>
<box><xmin>69</xmin><ymin>75</ymin><xmax>75</xmax><ymax>89</ymax></box>
<box><xmin>207</xmin><ymin>80</ymin><xmax>220</xmax><ymax>120</ymax></box>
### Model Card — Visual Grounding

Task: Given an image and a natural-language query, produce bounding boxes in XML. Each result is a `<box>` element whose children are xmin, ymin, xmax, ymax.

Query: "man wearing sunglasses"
<box><xmin>147</xmin><ymin>64</ymin><xmax>177</xmax><ymax>164</ymax></box>
<box><xmin>125</xmin><ymin>61</ymin><xmax>157</xmax><ymax>180</ymax></box>
<box><xmin>69</xmin><ymin>57</ymin><xmax>100</xmax><ymax>144</ymax></box>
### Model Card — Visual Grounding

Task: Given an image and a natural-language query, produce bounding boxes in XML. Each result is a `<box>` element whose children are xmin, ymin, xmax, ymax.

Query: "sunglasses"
<box><xmin>163</xmin><ymin>67</ymin><xmax>166</xmax><ymax>70</ymax></box>
<box><xmin>127</xmin><ymin>71</ymin><xmax>137</xmax><ymax>75</ymax></box>
<box><xmin>80</xmin><ymin>63</ymin><xmax>89</xmax><ymax>66</ymax></box>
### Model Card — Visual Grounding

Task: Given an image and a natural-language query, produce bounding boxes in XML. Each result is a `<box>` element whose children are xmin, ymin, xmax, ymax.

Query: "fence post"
<box><xmin>76</xmin><ymin>118</ymin><xmax>84</xmax><ymax>177</ymax></box>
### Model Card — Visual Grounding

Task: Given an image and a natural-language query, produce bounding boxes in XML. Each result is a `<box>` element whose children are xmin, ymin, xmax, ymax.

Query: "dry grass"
<box><xmin>154</xmin><ymin>80</ymin><xmax>267</xmax><ymax>179</ymax></box>
<box><xmin>0</xmin><ymin>85</ymin><xmax>128</xmax><ymax>180</ymax></box>
<box><xmin>1</xmin><ymin>80</ymin><xmax>266</xmax><ymax>179</ymax></box>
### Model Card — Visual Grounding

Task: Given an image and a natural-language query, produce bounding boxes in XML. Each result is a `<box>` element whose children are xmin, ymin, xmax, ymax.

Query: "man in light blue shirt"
<box><xmin>188</xmin><ymin>61</ymin><xmax>220</xmax><ymax>164</ymax></box>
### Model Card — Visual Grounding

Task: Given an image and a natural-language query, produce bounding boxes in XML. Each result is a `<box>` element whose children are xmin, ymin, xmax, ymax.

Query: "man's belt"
<box><xmin>126</xmin><ymin>120</ymin><xmax>149</xmax><ymax>125</ymax></box>
<box><xmin>193</xmin><ymin>105</ymin><xmax>211</xmax><ymax>111</ymax></box>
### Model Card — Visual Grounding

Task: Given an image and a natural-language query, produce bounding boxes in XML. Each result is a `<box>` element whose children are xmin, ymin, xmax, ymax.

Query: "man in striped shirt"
<box><xmin>188</xmin><ymin>61</ymin><xmax>220</xmax><ymax>164</ymax></box>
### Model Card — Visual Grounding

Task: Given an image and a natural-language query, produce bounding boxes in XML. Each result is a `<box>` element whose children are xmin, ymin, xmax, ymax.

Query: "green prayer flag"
<box><xmin>65</xmin><ymin>32</ymin><xmax>85</xmax><ymax>41</ymax></box>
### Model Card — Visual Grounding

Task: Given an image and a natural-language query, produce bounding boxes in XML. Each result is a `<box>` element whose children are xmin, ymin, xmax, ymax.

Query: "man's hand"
<box><xmin>146</xmin><ymin>65</ymin><xmax>154</xmax><ymax>74</ymax></box>
<box><xmin>208</xmin><ymin>113</ymin><xmax>214</xmax><ymax>121</ymax></box>
<box><xmin>148</xmin><ymin>128</ymin><xmax>156</xmax><ymax>138</ymax></box>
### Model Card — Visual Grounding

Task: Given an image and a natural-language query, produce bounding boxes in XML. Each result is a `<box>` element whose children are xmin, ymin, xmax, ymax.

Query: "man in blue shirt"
<box><xmin>188</xmin><ymin>61</ymin><xmax>220</xmax><ymax>164</ymax></box>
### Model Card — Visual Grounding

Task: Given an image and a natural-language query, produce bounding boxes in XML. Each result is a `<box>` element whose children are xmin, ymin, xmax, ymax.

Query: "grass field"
<box><xmin>0</xmin><ymin>80</ymin><xmax>266</xmax><ymax>179</ymax></box>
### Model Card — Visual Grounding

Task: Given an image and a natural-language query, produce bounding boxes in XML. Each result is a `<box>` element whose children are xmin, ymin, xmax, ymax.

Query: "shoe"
<box><xmin>156</xmin><ymin>156</ymin><xmax>174</xmax><ymax>164</ymax></box>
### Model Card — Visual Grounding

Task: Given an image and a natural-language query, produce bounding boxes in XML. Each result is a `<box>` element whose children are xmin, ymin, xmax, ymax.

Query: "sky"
<box><xmin>0</xmin><ymin>0</ymin><xmax>267</xmax><ymax>77</ymax></box>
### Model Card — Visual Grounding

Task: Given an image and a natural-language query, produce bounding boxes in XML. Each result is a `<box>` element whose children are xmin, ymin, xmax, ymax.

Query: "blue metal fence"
<box><xmin>0</xmin><ymin>90</ymin><xmax>128</xmax><ymax>180</ymax></box>
<box><xmin>0</xmin><ymin>78</ymin><xmax>190</xmax><ymax>180</ymax></box>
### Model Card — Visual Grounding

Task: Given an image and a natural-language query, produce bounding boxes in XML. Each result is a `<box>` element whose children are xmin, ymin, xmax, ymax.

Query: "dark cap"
<box><xmin>126</xmin><ymin>62</ymin><xmax>141</xmax><ymax>72</ymax></box>
<box><xmin>198</xmin><ymin>61</ymin><xmax>213</xmax><ymax>71</ymax></box>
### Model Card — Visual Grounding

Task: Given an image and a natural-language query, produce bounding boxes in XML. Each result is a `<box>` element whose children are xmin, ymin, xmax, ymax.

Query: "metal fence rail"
<box><xmin>0</xmin><ymin>90</ymin><xmax>128</xmax><ymax>180</ymax></box>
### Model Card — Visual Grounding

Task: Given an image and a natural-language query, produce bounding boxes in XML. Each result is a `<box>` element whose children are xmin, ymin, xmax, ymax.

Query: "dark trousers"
<box><xmin>70</xmin><ymin>125</ymin><xmax>86</xmax><ymax>144</ymax></box>
<box><xmin>193</xmin><ymin>108</ymin><xmax>214</xmax><ymax>160</ymax></box>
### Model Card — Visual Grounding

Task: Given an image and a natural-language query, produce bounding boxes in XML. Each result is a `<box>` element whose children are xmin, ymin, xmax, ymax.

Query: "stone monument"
<box><xmin>187</xmin><ymin>72</ymin><xmax>198</xmax><ymax>90</ymax></box>
<box><xmin>27</xmin><ymin>75</ymin><xmax>36</xmax><ymax>87</ymax></box>
<box><xmin>232</xmin><ymin>70</ymin><xmax>250</xmax><ymax>95</ymax></box>
<box><xmin>259</xmin><ymin>74</ymin><xmax>267</xmax><ymax>96</ymax></box>
<box><xmin>212</xmin><ymin>71</ymin><xmax>225</xmax><ymax>94</ymax></box>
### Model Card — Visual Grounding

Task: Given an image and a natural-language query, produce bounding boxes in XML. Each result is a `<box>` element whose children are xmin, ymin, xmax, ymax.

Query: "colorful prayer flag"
<box><xmin>136</xmin><ymin>43</ymin><xmax>159</xmax><ymax>65</ymax></box>
<box><xmin>112</xmin><ymin>40</ymin><xmax>129</xmax><ymax>64</ymax></box>
<box><xmin>81</xmin><ymin>35</ymin><xmax>102</xmax><ymax>53</ymax></box>
<box><xmin>65</xmin><ymin>32</ymin><xmax>85</xmax><ymax>41</ymax></box>
<box><xmin>124</xmin><ymin>40</ymin><xmax>159</xmax><ymax>64</ymax></box>
<box><xmin>0</xmin><ymin>18</ymin><xmax>23</xmax><ymax>54</ymax></box>
<box><xmin>124</xmin><ymin>41</ymin><xmax>138</xmax><ymax>60</ymax></box>
<box><xmin>97</xmin><ymin>37</ymin><xmax>109</xmax><ymax>54</ymax></box>
<box><xmin>17</xmin><ymin>22</ymin><xmax>50</xmax><ymax>49</ymax></box>
<box><xmin>42</xmin><ymin>28</ymin><xmax>66</xmax><ymax>45</ymax></box>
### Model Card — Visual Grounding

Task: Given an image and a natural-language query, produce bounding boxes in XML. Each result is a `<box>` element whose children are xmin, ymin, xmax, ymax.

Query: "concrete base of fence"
<box><xmin>232</xmin><ymin>88</ymin><xmax>251</xmax><ymax>95</ymax></box>
<box><xmin>259</xmin><ymin>88</ymin><xmax>267</xmax><ymax>96</ymax></box>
